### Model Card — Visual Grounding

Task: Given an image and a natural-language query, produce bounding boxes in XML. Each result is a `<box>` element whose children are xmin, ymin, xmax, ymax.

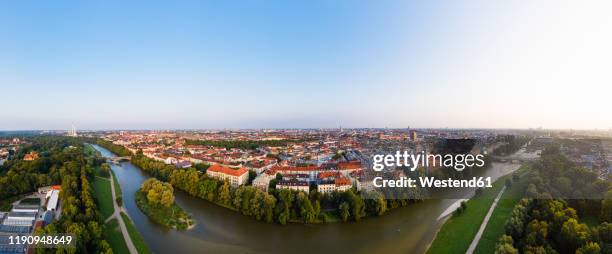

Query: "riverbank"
<box><xmin>135</xmin><ymin>190</ymin><xmax>194</xmax><ymax>230</ymax></box>
<box><xmin>91</xmin><ymin>143</ymin><xmax>534</xmax><ymax>254</ymax></box>
<box><xmin>473</xmin><ymin>167</ymin><xmax>530</xmax><ymax>253</ymax></box>
<box><xmin>86</xmin><ymin>143</ymin><xmax>146</xmax><ymax>254</ymax></box>
<box><xmin>426</xmin><ymin>165</ymin><xmax>530</xmax><ymax>254</ymax></box>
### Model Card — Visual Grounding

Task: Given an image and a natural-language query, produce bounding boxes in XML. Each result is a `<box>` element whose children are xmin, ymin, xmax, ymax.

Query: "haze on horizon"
<box><xmin>1</xmin><ymin>0</ymin><xmax>610</xmax><ymax>131</ymax></box>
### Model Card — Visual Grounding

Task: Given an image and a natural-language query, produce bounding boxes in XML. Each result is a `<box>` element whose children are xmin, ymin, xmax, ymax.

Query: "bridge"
<box><xmin>107</xmin><ymin>156</ymin><xmax>131</xmax><ymax>164</ymax></box>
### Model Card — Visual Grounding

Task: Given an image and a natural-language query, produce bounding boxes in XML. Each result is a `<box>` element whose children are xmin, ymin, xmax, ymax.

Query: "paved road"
<box><xmin>105</xmin><ymin>174</ymin><xmax>138</xmax><ymax>254</ymax></box>
<box><xmin>465</xmin><ymin>186</ymin><xmax>507</xmax><ymax>254</ymax></box>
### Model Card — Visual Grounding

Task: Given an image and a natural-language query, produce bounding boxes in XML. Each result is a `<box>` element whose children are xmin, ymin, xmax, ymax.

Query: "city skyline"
<box><xmin>1</xmin><ymin>0</ymin><xmax>611</xmax><ymax>130</ymax></box>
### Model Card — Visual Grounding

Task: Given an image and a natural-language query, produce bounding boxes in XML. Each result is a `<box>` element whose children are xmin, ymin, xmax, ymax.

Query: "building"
<box><xmin>410</xmin><ymin>130</ymin><xmax>418</xmax><ymax>141</ymax></box>
<box><xmin>316</xmin><ymin>177</ymin><xmax>352</xmax><ymax>193</ymax></box>
<box><xmin>206</xmin><ymin>164</ymin><xmax>249</xmax><ymax>187</ymax></box>
<box><xmin>337</xmin><ymin>161</ymin><xmax>363</xmax><ymax>174</ymax></box>
<box><xmin>42</xmin><ymin>211</ymin><xmax>54</xmax><ymax>227</ymax></box>
<box><xmin>3</xmin><ymin>212</ymin><xmax>36</xmax><ymax>226</ymax></box>
<box><xmin>11</xmin><ymin>205</ymin><xmax>38</xmax><ymax>213</ymax></box>
<box><xmin>317</xmin><ymin>181</ymin><xmax>336</xmax><ymax>193</ymax></box>
<box><xmin>23</xmin><ymin>152</ymin><xmax>39</xmax><ymax>161</ymax></box>
<box><xmin>252</xmin><ymin>174</ymin><xmax>273</xmax><ymax>192</ymax></box>
<box><xmin>175</xmin><ymin>161</ymin><xmax>192</xmax><ymax>169</ymax></box>
<box><xmin>276</xmin><ymin>179</ymin><xmax>309</xmax><ymax>193</ymax></box>
<box><xmin>45</xmin><ymin>190</ymin><xmax>60</xmax><ymax>211</ymax></box>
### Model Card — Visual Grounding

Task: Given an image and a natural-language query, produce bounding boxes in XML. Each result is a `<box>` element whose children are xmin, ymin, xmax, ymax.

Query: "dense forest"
<box><xmin>495</xmin><ymin>145</ymin><xmax>612</xmax><ymax>254</ymax></box>
<box><xmin>184</xmin><ymin>139</ymin><xmax>302</xmax><ymax>150</ymax></box>
<box><xmin>0</xmin><ymin>136</ymin><xmax>113</xmax><ymax>253</ymax></box>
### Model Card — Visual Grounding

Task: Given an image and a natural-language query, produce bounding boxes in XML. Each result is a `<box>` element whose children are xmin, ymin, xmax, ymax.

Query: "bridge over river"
<box><xmin>106</xmin><ymin>156</ymin><xmax>131</xmax><ymax>164</ymax></box>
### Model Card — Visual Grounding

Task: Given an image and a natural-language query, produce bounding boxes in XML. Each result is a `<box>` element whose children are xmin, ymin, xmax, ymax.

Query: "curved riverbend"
<box><xmin>92</xmin><ymin>144</ymin><xmax>531</xmax><ymax>254</ymax></box>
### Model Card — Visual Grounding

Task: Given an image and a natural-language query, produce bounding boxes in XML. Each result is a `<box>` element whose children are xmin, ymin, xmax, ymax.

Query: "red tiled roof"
<box><xmin>207</xmin><ymin>164</ymin><xmax>248</xmax><ymax>177</ymax></box>
<box><xmin>272</xmin><ymin>165</ymin><xmax>319</xmax><ymax>172</ymax></box>
<box><xmin>317</xmin><ymin>171</ymin><xmax>340</xmax><ymax>179</ymax></box>
<box><xmin>335</xmin><ymin>177</ymin><xmax>351</xmax><ymax>186</ymax></box>
<box><xmin>338</xmin><ymin>161</ymin><xmax>361</xmax><ymax>170</ymax></box>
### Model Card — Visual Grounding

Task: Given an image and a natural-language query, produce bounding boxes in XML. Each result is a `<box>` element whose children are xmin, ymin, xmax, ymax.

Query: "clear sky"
<box><xmin>1</xmin><ymin>0</ymin><xmax>610</xmax><ymax>130</ymax></box>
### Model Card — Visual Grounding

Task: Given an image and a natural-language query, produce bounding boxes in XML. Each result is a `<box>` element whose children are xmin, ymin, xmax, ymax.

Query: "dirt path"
<box><xmin>108</xmin><ymin>172</ymin><xmax>138</xmax><ymax>254</ymax></box>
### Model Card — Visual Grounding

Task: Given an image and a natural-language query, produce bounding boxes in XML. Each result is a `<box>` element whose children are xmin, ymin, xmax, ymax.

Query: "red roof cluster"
<box><xmin>317</xmin><ymin>171</ymin><xmax>340</xmax><ymax>179</ymax></box>
<box><xmin>207</xmin><ymin>164</ymin><xmax>248</xmax><ymax>177</ymax></box>
<box><xmin>335</xmin><ymin>177</ymin><xmax>351</xmax><ymax>186</ymax></box>
<box><xmin>338</xmin><ymin>161</ymin><xmax>362</xmax><ymax>170</ymax></box>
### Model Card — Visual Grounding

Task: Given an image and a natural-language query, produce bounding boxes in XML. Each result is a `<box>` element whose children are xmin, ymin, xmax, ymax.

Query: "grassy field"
<box><xmin>426</xmin><ymin>166</ymin><xmax>529</xmax><ymax>254</ymax></box>
<box><xmin>104</xmin><ymin>218</ymin><xmax>130</xmax><ymax>254</ymax></box>
<box><xmin>121</xmin><ymin>212</ymin><xmax>152</xmax><ymax>254</ymax></box>
<box><xmin>473</xmin><ymin>167</ymin><xmax>530</xmax><ymax>254</ymax></box>
<box><xmin>93</xmin><ymin>176</ymin><xmax>114</xmax><ymax>220</ymax></box>
<box><xmin>111</xmin><ymin>170</ymin><xmax>122</xmax><ymax>198</ymax></box>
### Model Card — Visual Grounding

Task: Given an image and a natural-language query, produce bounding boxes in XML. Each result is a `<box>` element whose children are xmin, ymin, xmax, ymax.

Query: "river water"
<box><xmin>92</xmin><ymin>144</ymin><xmax>534</xmax><ymax>254</ymax></box>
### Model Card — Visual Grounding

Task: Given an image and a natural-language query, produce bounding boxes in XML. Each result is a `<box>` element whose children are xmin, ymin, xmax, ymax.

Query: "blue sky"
<box><xmin>1</xmin><ymin>0</ymin><xmax>610</xmax><ymax>130</ymax></box>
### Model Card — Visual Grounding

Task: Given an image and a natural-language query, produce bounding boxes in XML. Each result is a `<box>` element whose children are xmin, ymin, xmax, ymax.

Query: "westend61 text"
<box><xmin>373</xmin><ymin>176</ymin><xmax>493</xmax><ymax>188</ymax></box>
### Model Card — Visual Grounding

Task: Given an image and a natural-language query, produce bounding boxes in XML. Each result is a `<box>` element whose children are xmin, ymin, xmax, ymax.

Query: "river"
<box><xmin>92</xmin><ymin>144</ymin><xmax>535</xmax><ymax>254</ymax></box>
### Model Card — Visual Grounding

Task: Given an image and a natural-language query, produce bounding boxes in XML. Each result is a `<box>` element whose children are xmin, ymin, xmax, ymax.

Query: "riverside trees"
<box><xmin>495</xmin><ymin>145</ymin><xmax>612</xmax><ymax>254</ymax></box>
<box><xmin>136</xmin><ymin>178</ymin><xmax>193</xmax><ymax>229</ymax></box>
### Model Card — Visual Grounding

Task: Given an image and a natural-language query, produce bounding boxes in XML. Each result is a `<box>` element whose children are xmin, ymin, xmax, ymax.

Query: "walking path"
<box><xmin>107</xmin><ymin>172</ymin><xmax>138</xmax><ymax>254</ymax></box>
<box><xmin>465</xmin><ymin>186</ymin><xmax>507</xmax><ymax>254</ymax></box>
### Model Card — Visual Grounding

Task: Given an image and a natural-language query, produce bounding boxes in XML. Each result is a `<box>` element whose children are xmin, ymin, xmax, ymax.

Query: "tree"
<box><xmin>559</xmin><ymin>218</ymin><xmax>591</xmax><ymax>252</ymax></box>
<box><xmin>247</xmin><ymin>170</ymin><xmax>257</xmax><ymax>185</ymax></box>
<box><xmin>495</xmin><ymin>235</ymin><xmax>518</xmax><ymax>254</ymax></box>
<box><xmin>600</xmin><ymin>190</ymin><xmax>612</xmax><ymax>222</ymax></box>
<box><xmin>160</xmin><ymin>189</ymin><xmax>174</xmax><ymax>207</ymax></box>
<box><xmin>576</xmin><ymin>242</ymin><xmax>601</xmax><ymax>254</ymax></box>
<box><xmin>218</xmin><ymin>181</ymin><xmax>232</xmax><ymax>206</ymax></box>
<box><xmin>339</xmin><ymin>202</ymin><xmax>350</xmax><ymax>222</ymax></box>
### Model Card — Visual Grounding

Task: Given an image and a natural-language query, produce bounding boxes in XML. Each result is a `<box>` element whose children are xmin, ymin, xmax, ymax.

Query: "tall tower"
<box><xmin>69</xmin><ymin>124</ymin><xmax>77</xmax><ymax>137</ymax></box>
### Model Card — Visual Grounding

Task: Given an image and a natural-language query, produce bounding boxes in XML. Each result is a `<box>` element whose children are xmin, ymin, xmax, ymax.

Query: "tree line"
<box><xmin>495</xmin><ymin>145</ymin><xmax>612</xmax><ymax>254</ymax></box>
<box><xmin>0</xmin><ymin>136</ymin><xmax>113</xmax><ymax>253</ymax></box>
<box><xmin>124</xmin><ymin>149</ymin><xmax>420</xmax><ymax>224</ymax></box>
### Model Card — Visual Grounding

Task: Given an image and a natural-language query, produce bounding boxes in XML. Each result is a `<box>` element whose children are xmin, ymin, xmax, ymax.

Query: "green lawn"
<box><xmin>427</xmin><ymin>166</ymin><xmax>529</xmax><ymax>254</ymax></box>
<box><xmin>111</xmin><ymin>170</ymin><xmax>122</xmax><ymax>198</ymax></box>
<box><xmin>93</xmin><ymin>176</ymin><xmax>114</xmax><ymax>220</ymax></box>
<box><xmin>473</xmin><ymin>167</ymin><xmax>530</xmax><ymax>254</ymax></box>
<box><xmin>104</xmin><ymin>218</ymin><xmax>130</xmax><ymax>254</ymax></box>
<box><xmin>121</xmin><ymin>212</ymin><xmax>152</xmax><ymax>254</ymax></box>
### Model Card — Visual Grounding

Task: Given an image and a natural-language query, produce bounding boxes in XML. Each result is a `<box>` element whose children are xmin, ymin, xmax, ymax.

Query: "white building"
<box><xmin>252</xmin><ymin>174</ymin><xmax>274</xmax><ymax>192</ymax></box>
<box><xmin>11</xmin><ymin>205</ymin><xmax>39</xmax><ymax>213</ymax></box>
<box><xmin>316</xmin><ymin>177</ymin><xmax>352</xmax><ymax>193</ymax></box>
<box><xmin>46</xmin><ymin>190</ymin><xmax>60</xmax><ymax>211</ymax></box>
<box><xmin>276</xmin><ymin>179</ymin><xmax>309</xmax><ymax>193</ymax></box>
<box><xmin>3</xmin><ymin>211</ymin><xmax>36</xmax><ymax>226</ymax></box>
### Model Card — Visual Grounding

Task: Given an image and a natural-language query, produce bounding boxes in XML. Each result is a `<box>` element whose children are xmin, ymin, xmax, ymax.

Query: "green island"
<box><xmin>136</xmin><ymin>178</ymin><xmax>194</xmax><ymax>230</ymax></box>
